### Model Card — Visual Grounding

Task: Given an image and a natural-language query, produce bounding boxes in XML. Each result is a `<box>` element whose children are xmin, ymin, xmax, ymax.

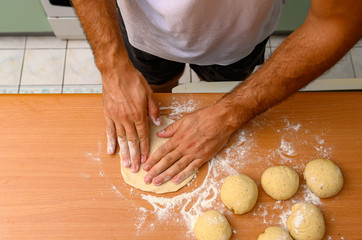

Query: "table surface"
<box><xmin>0</xmin><ymin>93</ymin><xmax>361</xmax><ymax>240</ymax></box>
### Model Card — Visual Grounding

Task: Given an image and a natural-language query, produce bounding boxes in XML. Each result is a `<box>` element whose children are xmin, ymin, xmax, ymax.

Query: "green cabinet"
<box><xmin>0</xmin><ymin>0</ymin><xmax>52</xmax><ymax>33</ymax></box>
<box><xmin>276</xmin><ymin>0</ymin><xmax>311</xmax><ymax>33</ymax></box>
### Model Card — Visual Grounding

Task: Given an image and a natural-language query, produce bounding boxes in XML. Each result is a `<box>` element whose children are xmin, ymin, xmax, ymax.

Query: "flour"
<box><xmin>292</xmin><ymin>209</ymin><xmax>305</xmax><ymax>233</ymax></box>
<box><xmin>301</xmin><ymin>184</ymin><xmax>322</xmax><ymax>206</ymax></box>
<box><xmin>159</xmin><ymin>98</ymin><xmax>200</xmax><ymax>119</ymax></box>
<box><xmin>278</xmin><ymin>138</ymin><xmax>297</xmax><ymax>159</ymax></box>
<box><xmin>89</xmin><ymin>100</ymin><xmax>340</xmax><ymax>239</ymax></box>
<box><xmin>327</xmin><ymin>235</ymin><xmax>345</xmax><ymax>240</ymax></box>
<box><xmin>133</xmin><ymin>109</ymin><xmax>336</xmax><ymax>238</ymax></box>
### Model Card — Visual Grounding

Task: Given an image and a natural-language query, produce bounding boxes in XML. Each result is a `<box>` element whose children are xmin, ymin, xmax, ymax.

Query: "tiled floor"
<box><xmin>0</xmin><ymin>35</ymin><xmax>361</xmax><ymax>93</ymax></box>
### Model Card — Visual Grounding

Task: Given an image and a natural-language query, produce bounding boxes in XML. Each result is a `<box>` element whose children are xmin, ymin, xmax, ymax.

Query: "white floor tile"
<box><xmin>62</xmin><ymin>84</ymin><xmax>102</xmax><ymax>93</ymax></box>
<box><xmin>64</xmin><ymin>49</ymin><xmax>101</xmax><ymax>85</ymax></box>
<box><xmin>0</xmin><ymin>36</ymin><xmax>26</xmax><ymax>49</ymax></box>
<box><xmin>351</xmin><ymin>47</ymin><xmax>362</xmax><ymax>78</ymax></box>
<box><xmin>67</xmin><ymin>39</ymin><xmax>91</xmax><ymax>49</ymax></box>
<box><xmin>266</xmin><ymin>39</ymin><xmax>271</xmax><ymax>48</ymax></box>
<box><xmin>354</xmin><ymin>39</ymin><xmax>362</xmax><ymax>47</ymax></box>
<box><xmin>178</xmin><ymin>64</ymin><xmax>191</xmax><ymax>84</ymax></box>
<box><xmin>191</xmin><ymin>69</ymin><xmax>201</xmax><ymax>83</ymax></box>
<box><xmin>0</xmin><ymin>86</ymin><xmax>19</xmax><ymax>94</ymax></box>
<box><xmin>265</xmin><ymin>47</ymin><xmax>272</xmax><ymax>61</ymax></box>
<box><xmin>319</xmin><ymin>52</ymin><xmax>355</xmax><ymax>79</ymax></box>
<box><xmin>19</xmin><ymin>85</ymin><xmax>62</xmax><ymax>93</ymax></box>
<box><xmin>0</xmin><ymin>50</ymin><xmax>24</xmax><ymax>85</ymax></box>
<box><xmin>26</xmin><ymin>36</ymin><xmax>67</xmax><ymax>49</ymax></box>
<box><xmin>270</xmin><ymin>35</ymin><xmax>288</xmax><ymax>47</ymax></box>
<box><xmin>21</xmin><ymin>49</ymin><xmax>66</xmax><ymax>85</ymax></box>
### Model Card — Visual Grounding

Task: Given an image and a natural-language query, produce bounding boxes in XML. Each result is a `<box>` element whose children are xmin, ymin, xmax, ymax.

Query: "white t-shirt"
<box><xmin>117</xmin><ymin>0</ymin><xmax>285</xmax><ymax>66</ymax></box>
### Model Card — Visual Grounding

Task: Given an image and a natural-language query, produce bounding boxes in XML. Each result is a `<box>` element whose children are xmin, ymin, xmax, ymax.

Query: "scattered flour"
<box><xmin>86</xmin><ymin>101</ymin><xmax>340</xmax><ymax>239</ymax></box>
<box><xmin>159</xmin><ymin>98</ymin><xmax>200</xmax><ymax>119</ymax></box>
<box><xmin>301</xmin><ymin>184</ymin><xmax>322</xmax><ymax>206</ymax></box>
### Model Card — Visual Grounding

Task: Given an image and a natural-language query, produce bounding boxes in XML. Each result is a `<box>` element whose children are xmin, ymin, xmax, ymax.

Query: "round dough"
<box><xmin>220</xmin><ymin>174</ymin><xmax>258</xmax><ymax>214</ymax></box>
<box><xmin>261</xmin><ymin>166</ymin><xmax>299</xmax><ymax>200</ymax></box>
<box><xmin>303</xmin><ymin>159</ymin><xmax>343</xmax><ymax>198</ymax></box>
<box><xmin>287</xmin><ymin>203</ymin><xmax>325</xmax><ymax>240</ymax></box>
<box><xmin>258</xmin><ymin>226</ymin><xmax>293</xmax><ymax>240</ymax></box>
<box><xmin>120</xmin><ymin>116</ymin><xmax>196</xmax><ymax>194</ymax></box>
<box><xmin>194</xmin><ymin>210</ymin><xmax>232</xmax><ymax>240</ymax></box>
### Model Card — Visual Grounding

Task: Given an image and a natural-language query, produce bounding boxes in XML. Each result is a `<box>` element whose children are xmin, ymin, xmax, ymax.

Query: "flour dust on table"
<box><xmin>88</xmin><ymin>98</ymin><xmax>343</xmax><ymax>239</ymax></box>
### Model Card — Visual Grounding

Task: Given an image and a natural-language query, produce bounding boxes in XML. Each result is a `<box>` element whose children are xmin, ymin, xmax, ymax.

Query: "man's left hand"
<box><xmin>142</xmin><ymin>103</ymin><xmax>239</xmax><ymax>186</ymax></box>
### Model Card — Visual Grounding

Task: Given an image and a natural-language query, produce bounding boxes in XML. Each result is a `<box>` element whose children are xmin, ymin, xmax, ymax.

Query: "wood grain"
<box><xmin>0</xmin><ymin>93</ymin><xmax>361</xmax><ymax>240</ymax></box>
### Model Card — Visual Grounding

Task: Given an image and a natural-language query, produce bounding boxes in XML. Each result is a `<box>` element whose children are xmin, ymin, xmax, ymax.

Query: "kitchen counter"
<box><xmin>0</xmin><ymin>93</ymin><xmax>361</xmax><ymax>239</ymax></box>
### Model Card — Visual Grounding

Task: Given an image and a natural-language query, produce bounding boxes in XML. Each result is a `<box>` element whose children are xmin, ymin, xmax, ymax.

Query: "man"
<box><xmin>72</xmin><ymin>0</ymin><xmax>361</xmax><ymax>187</ymax></box>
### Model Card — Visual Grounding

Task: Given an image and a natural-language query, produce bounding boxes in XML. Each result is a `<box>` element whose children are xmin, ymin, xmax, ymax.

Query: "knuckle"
<box><xmin>134</xmin><ymin>113</ymin><xmax>143</xmax><ymax>123</ymax></box>
<box><xmin>148</xmin><ymin>169</ymin><xmax>158</xmax><ymax>177</ymax></box>
<box><xmin>149</xmin><ymin>103</ymin><xmax>159</xmax><ymax>114</ymax></box>
<box><xmin>118</xmin><ymin>135</ymin><xmax>127</xmax><ymax>141</ymax></box>
<box><xmin>175</xmin><ymin>160</ymin><xmax>187</xmax><ymax>170</ymax></box>
<box><xmin>162</xmin><ymin>155</ymin><xmax>174</xmax><ymax>164</ymax></box>
<box><xmin>189</xmin><ymin>162</ymin><xmax>200</xmax><ymax>172</ymax></box>
<box><xmin>139</xmin><ymin>135</ymin><xmax>149</xmax><ymax>142</ymax></box>
<box><xmin>159</xmin><ymin>145</ymin><xmax>169</xmax><ymax>156</ymax></box>
<box><xmin>127</xmin><ymin>137</ymin><xmax>140</xmax><ymax>144</ymax></box>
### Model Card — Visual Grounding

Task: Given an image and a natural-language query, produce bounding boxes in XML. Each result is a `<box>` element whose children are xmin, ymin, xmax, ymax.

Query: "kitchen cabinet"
<box><xmin>276</xmin><ymin>0</ymin><xmax>311</xmax><ymax>32</ymax></box>
<box><xmin>0</xmin><ymin>0</ymin><xmax>52</xmax><ymax>33</ymax></box>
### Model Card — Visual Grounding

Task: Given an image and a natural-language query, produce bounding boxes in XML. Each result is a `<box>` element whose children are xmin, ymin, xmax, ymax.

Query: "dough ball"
<box><xmin>261</xmin><ymin>166</ymin><xmax>299</xmax><ymax>200</ymax></box>
<box><xmin>303</xmin><ymin>158</ymin><xmax>343</xmax><ymax>198</ymax></box>
<box><xmin>220</xmin><ymin>174</ymin><xmax>258</xmax><ymax>214</ymax></box>
<box><xmin>258</xmin><ymin>226</ymin><xmax>293</xmax><ymax>240</ymax></box>
<box><xmin>194</xmin><ymin>210</ymin><xmax>232</xmax><ymax>240</ymax></box>
<box><xmin>287</xmin><ymin>203</ymin><xmax>325</xmax><ymax>240</ymax></box>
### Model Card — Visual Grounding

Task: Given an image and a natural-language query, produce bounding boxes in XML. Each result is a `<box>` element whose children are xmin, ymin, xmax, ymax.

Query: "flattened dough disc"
<box><xmin>120</xmin><ymin>116</ymin><xmax>196</xmax><ymax>194</ymax></box>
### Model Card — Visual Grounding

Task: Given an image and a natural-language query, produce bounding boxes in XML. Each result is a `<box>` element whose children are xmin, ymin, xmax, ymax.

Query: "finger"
<box><xmin>135</xmin><ymin>119</ymin><xmax>149</xmax><ymax>164</ymax></box>
<box><xmin>143</xmin><ymin>139</ymin><xmax>177</xmax><ymax>172</ymax></box>
<box><xmin>172</xmin><ymin>159</ymin><xmax>203</xmax><ymax>184</ymax></box>
<box><xmin>157</xmin><ymin>120</ymin><xmax>181</xmax><ymax>138</ymax></box>
<box><xmin>148</xmin><ymin>95</ymin><xmax>161</xmax><ymax>126</ymax></box>
<box><xmin>152</xmin><ymin>155</ymin><xmax>193</xmax><ymax>186</ymax></box>
<box><xmin>124</xmin><ymin>123</ymin><xmax>141</xmax><ymax>173</ymax></box>
<box><xmin>105</xmin><ymin>117</ymin><xmax>117</xmax><ymax>155</ymax></box>
<box><xmin>115</xmin><ymin>124</ymin><xmax>131</xmax><ymax>168</ymax></box>
<box><xmin>144</xmin><ymin>148</ymin><xmax>183</xmax><ymax>184</ymax></box>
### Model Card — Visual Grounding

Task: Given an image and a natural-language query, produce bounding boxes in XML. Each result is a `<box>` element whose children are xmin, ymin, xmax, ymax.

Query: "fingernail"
<box><xmin>143</xmin><ymin>164</ymin><xmax>151</xmax><ymax>171</ymax></box>
<box><xmin>155</xmin><ymin>117</ymin><xmax>162</xmax><ymax>126</ymax></box>
<box><xmin>141</xmin><ymin>156</ymin><xmax>146</xmax><ymax>163</ymax></box>
<box><xmin>123</xmin><ymin>159</ymin><xmax>131</xmax><ymax>168</ymax></box>
<box><xmin>107</xmin><ymin>139</ymin><xmax>115</xmax><ymax>154</ymax></box>
<box><xmin>144</xmin><ymin>175</ymin><xmax>152</xmax><ymax>184</ymax></box>
<box><xmin>107</xmin><ymin>145</ymin><xmax>114</xmax><ymax>155</ymax></box>
<box><xmin>131</xmin><ymin>164</ymin><xmax>139</xmax><ymax>173</ymax></box>
<box><xmin>173</xmin><ymin>176</ymin><xmax>182</xmax><ymax>184</ymax></box>
<box><xmin>153</xmin><ymin>178</ymin><xmax>162</xmax><ymax>186</ymax></box>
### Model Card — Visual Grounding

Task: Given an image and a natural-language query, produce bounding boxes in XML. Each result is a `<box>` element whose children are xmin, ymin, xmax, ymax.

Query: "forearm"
<box><xmin>219</xmin><ymin>5</ymin><xmax>361</xmax><ymax>130</ymax></box>
<box><xmin>72</xmin><ymin>0</ymin><xmax>128</xmax><ymax>74</ymax></box>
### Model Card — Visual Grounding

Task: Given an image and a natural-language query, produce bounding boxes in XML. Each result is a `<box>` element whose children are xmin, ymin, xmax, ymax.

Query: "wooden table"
<box><xmin>0</xmin><ymin>93</ymin><xmax>361</xmax><ymax>240</ymax></box>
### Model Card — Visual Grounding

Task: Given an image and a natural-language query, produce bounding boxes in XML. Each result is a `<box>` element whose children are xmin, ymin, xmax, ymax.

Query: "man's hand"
<box><xmin>103</xmin><ymin>61</ymin><xmax>161</xmax><ymax>173</ymax></box>
<box><xmin>142</xmin><ymin>102</ymin><xmax>240</xmax><ymax>185</ymax></box>
<box><xmin>71</xmin><ymin>0</ymin><xmax>162</xmax><ymax>172</ymax></box>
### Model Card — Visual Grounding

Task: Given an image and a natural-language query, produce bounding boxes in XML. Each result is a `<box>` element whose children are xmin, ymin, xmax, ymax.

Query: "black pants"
<box><xmin>118</xmin><ymin>10</ymin><xmax>269</xmax><ymax>85</ymax></box>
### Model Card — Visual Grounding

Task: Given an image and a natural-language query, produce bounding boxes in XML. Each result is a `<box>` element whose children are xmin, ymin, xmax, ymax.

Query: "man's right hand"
<box><xmin>102</xmin><ymin>60</ymin><xmax>161</xmax><ymax>173</ymax></box>
<box><xmin>71</xmin><ymin>0</ymin><xmax>162</xmax><ymax>171</ymax></box>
